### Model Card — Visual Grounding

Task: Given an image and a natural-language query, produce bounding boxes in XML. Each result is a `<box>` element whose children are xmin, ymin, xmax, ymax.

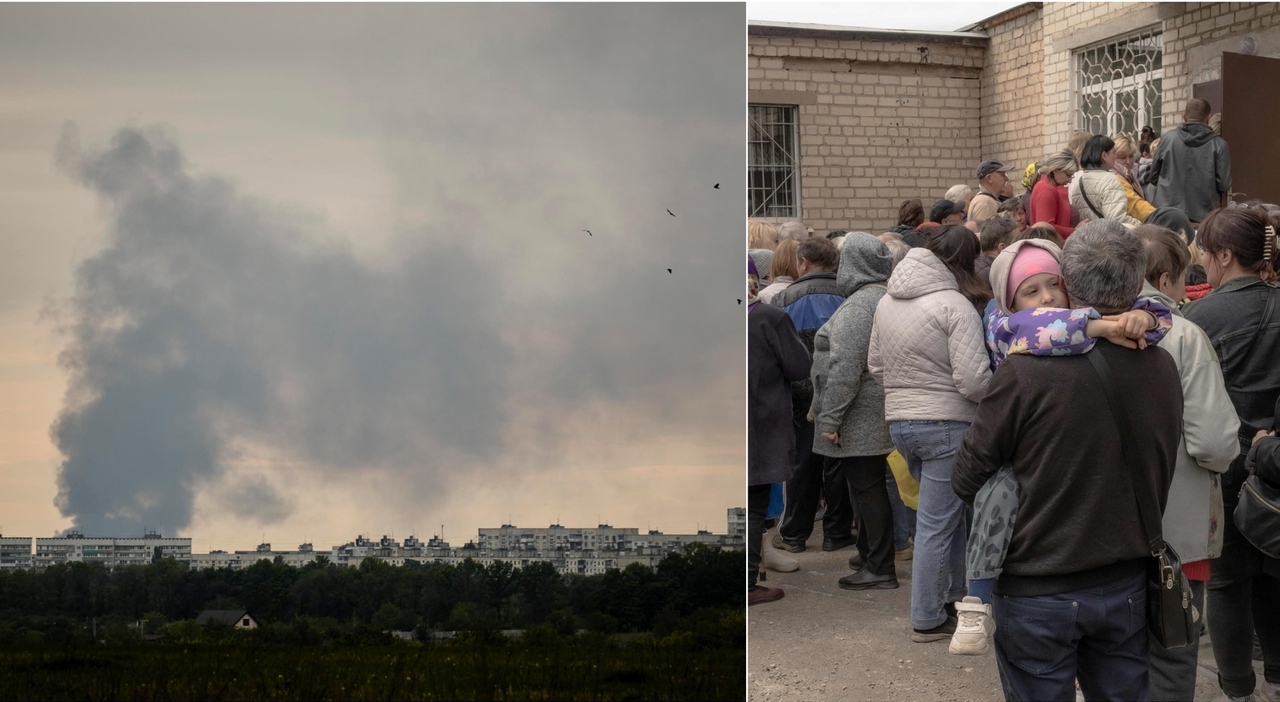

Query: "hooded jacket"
<box><xmin>1069</xmin><ymin>169</ymin><xmax>1144</xmax><ymax>226</ymax></box>
<box><xmin>988</xmin><ymin>239</ymin><xmax>1063</xmax><ymax>317</ymax></box>
<box><xmin>985</xmin><ymin>239</ymin><xmax>1173</xmax><ymax>367</ymax></box>
<box><xmin>868</xmin><ymin>248</ymin><xmax>992</xmax><ymax>422</ymax></box>
<box><xmin>1141</xmin><ymin>282</ymin><xmax>1240</xmax><ymax>564</ymax></box>
<box><xmin>810</xmin><ymin>234</ymin><xmax>895</xmax><ymax>457</ymax></box>
<box><xmin>1150</xmin><ymin>122</ymin><xmax>1232</xmax><ymax>222</ymax></box>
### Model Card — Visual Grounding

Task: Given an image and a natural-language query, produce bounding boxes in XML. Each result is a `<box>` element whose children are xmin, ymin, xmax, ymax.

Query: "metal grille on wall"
<box><xmin>1076</xmin><ymin>29</ymin><xmax>1163</xmax><ymax>139</ymax></box>
<box><xmin>748</xmin><ymin>104</ymin><xmax>798</xmax><ymax>219</ymax></box>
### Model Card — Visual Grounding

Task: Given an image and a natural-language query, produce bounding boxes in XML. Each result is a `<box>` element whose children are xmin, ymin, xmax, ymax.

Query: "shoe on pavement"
<box><xmin>762</xmin><ymin>539</ymin><xmax>800</xmax><ymax>573</ymax></box>
<box><xmin>1253</xmin><ymin>680</ymin><xmax>1280</xmax><ymax>702</ymax></box>
<box><xmin>948</xmin><ymin>596</ymin><xmax>994</xmax><ymax>655</ymax></box>
<box><xmin>847</xmin><ymin>552</ymin><xmax>865</xmax><ymax>570</ymax></box>
<box><xmin>838</xmin><ymin>569</ymin><xmax>899</xmax><ymax>590</ymax></box>
<box><xmin>749</xmin><ymin>585</ymin><xmax>785</xmax><ymax>606</ymax></box>
<box><xmin>911</xmin><ymin>616</ymin><xmax>958</xmax><ymax>643</ymax></box>
<box><xmin>770</xmin><ymin>532</ymin><xmax>806</xmax><ymax>553</ymax></box>
<box><xmin>895</xmin><ymin>544</ymin><xmax>914</xmax><ymax>561</ymax></box>
<box><xmin>821</xmin><ymin>534</ymin><xmax>857</xmax><ymax>552</ymax></box>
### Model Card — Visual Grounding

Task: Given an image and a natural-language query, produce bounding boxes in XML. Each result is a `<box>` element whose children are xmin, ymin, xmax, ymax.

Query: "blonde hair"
<box><xmin>747</xmin><ymin>220</ymin><xmax>779</xmax><ymax>250</ymax></box>
<box><xmin>1111</xmin><ymin>135</ymin><xmax>1137</xmax><ymax>159</ymax></box>
<box><xmin>1067</xmin><ymin>131</ymin><xmax>1092</xmax><ymax>160</ymax></box>
<box><xmin>771</xmin><ymin>239</ymin><xmax>801</xmax><ymax>280</ymax></box>
<box><xmin>1039</xmin><ymin>150</ymin><xmax>1079</xmax><ymax>180</ymax></box>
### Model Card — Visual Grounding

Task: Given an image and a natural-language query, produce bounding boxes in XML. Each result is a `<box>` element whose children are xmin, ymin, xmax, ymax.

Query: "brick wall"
<box><xmin>748</xmin><ymin>32</ymin><xmax>986</xmax><ymax>233</ymax></box>
<box><xmin>747</xmin><ymin>3</ymin><xmax>1280</xmax><ymax>230</ymax></box>
<box><xmin>1161</xmin><ymin>2</ymin><xmax>1280</xmax><ymax>129</ymax></box>
<box><xmin>1039</xmin><ymin>2</ymin><xmax>1159</xmax><ymax>153</ymax></box>
<box><xmin>978</xmin><ymin>4</ymin><xmax>1045</xmax><ymax>189</ymax></box>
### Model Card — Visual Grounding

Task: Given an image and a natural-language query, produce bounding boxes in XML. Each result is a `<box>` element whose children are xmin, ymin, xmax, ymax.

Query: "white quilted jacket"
<box><xmin>868</xmin><ymin>248</ymin><xmax>992</xmax><ymax>422</ymax></box>
<box><xmin>1068</xmin><ymin>169</ymin><xmax>1143</xmax><ymax>226</ymax></box>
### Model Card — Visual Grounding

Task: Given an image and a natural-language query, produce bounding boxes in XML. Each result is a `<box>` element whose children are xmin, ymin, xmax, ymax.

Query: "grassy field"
<box><xmin>0</xmin><ymin>637</ymin><xmax>744</xmax><ymax>701</ymax></box>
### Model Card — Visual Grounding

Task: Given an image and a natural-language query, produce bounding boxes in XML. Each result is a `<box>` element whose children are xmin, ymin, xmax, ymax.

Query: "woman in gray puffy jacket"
<box><xmin>810</xmin><ymin>233</ymin><xmax>898</xmax><ymax>591</ymax></box>
<box><xmin>868</xmin><ymin>225</ymin><xmax>993</xmax><ymax>643</ymax></box>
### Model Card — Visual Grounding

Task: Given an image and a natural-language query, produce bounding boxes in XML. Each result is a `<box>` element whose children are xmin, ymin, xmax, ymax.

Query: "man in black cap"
<box><xmin>969</xmin><ymin>160</ymin><xmax>1015</xmax><ymax>224</ymax></box>
<box><xmin>918</xmin><ymin>199</ymin><xmax>965</xmax><ymax>241</ymax></box>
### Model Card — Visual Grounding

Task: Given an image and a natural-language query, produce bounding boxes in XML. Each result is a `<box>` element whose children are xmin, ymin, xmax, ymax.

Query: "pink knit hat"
<box><xmin>1007</xmin><ymin>246</ymin><xmax>1062</xmax><ymax>302</ymax></box>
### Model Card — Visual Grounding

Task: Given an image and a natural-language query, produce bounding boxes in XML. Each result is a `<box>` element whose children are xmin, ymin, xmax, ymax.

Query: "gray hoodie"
<box><xmin>868</xmin><ymin>247</ymin><xmax>992</xmax><ymax>422</ymax></box>
<box><xmin>1150</xmin><ymin>122</ymin><xmax>1232</xmax><ymax>222</ymax></box>
<box><xmin>810</xmin><ymin>233</ymin><xmax>895</xmax><ymax>457</ymax></box>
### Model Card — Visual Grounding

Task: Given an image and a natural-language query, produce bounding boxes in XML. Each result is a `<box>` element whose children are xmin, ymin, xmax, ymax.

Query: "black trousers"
<box><xmin>826</xmin><ymin>453</ymin><xmax>895</xmax><ymax>575</ymax></box>
<box><xmin>748</xmin><ymin>484</ymin><xmax>771</xmax><ymax>589</ymax></box>
<box><xmin>777</xmin><ymin>419</ymin><xmax>853</xmax><ymax>545</ymax></box>
<box><xmin>1207</xmin><ymin>456</ymin><xmax>1280</xmax><ymax>697</ymax></box>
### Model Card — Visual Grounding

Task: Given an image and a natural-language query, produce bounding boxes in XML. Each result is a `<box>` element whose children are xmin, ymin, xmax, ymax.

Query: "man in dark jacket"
<box><xmin>1150</xmin><ymin>99</ymin><xmax>1232</xmax><ymax>223</ymax></box>
<box><xmin>770</xmin><ymin>238</ymin><xmax>856</xmax><ymax>552</ymax></box>
<box><xmin>748</xmin><ymin>295</ymin><xmax>811</xmax><ymax>606</ymax></box>
<box><xmin>954</xmin><ymin>220</ymin><xmax>1183</xmax><ymax>700</ymax></box>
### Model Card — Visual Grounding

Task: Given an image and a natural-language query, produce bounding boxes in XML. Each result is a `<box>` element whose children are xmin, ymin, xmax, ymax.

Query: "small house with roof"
<box><xmin>195</xmin><ymin>609</ymin><xmax>258</xmax><ymax>630</ymax></box>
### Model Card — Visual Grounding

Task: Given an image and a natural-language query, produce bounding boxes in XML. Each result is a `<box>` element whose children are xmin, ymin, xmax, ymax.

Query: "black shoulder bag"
<box><xmin>1077</xmin><ymin>176</ymin><xmax>1106</xmax><ymax>219</ymax></box>
<box><xmin>1234</xmin><ymin>285</ymin><xmax>1280</xmax><ymax>557</ymax></box>
<box><xmin>1087</xmin><ymin>349</ymin><xmax>1198</xmax><ymax>649</ymax></box>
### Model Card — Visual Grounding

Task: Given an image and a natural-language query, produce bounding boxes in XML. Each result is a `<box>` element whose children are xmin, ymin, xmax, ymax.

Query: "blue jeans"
<box><xmin>885</xmin><ymin>467</ymin><xmax>916</xmax><ymax>551</ymax></box>
<box><xmin>890</xmin><ymin>420</ymin><xmax>970</xmax><ymax>630</ymax></box>
<box><xmin>994</xmin><ymin>571</ymin><xmax>1150</xmax><ymax>702</ymax></box>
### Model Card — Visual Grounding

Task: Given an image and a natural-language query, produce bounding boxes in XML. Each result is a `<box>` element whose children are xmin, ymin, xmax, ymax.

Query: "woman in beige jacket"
<box><xmin>868</xmin><ymin>225</ymin><xmax>992</xmax><ymax>642</ymax></box>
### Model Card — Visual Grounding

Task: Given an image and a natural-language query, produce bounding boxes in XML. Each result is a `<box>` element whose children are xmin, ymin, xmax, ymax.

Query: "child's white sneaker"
<box><xmin>948</xmin><ymin>596</ymin><xmax>994</xmax><ymax>655</ymax></box>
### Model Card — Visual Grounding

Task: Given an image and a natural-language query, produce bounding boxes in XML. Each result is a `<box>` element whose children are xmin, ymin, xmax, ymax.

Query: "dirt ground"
<box><xmin>748</xmin><ymin>524</ymin><xmax>1262</xmax><ymax>702</ymax></box>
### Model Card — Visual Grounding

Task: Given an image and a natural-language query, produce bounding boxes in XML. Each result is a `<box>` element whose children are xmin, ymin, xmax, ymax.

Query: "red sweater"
<box><xmin>1030</xmin><ymin>177</ymin><xmax>1075</xmax><ymax>239</ymax></box>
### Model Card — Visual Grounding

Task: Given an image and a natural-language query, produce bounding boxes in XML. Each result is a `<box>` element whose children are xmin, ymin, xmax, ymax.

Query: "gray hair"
<box><xmin>1061</xmin><ymin>220</ymin><xmax>1147</xmax><ymax>314</ymax></box>
<box><xmin>883</xmin><ymin>239</ymin><xmax>910</xmax><ymax>269</ymax></box>
<box><xmin>945</xmin><ymin>184</ymin><xmax>972</xmax><ymax>204</ymax></box>
<box><xmin>778</xmin><ymin>221</ymin><xmax>808</xmax><ymax>242</ymax></box>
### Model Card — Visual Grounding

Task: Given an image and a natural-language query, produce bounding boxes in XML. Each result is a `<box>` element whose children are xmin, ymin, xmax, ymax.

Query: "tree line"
<box><xmin>0</xmin><ymin>544</ymin><xmax>743</xmax><ymax>646</ymax></box>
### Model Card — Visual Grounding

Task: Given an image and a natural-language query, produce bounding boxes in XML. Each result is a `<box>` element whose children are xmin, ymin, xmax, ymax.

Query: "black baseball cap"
<box><xmin>930</xmin><ymin>199</ymin><xmax>965</xmax><ymax>222</ymax></box>
<box><xmin>976</xmin><ymin>160</ymin><xmax>1015</xmax><ymax>179</ymax></box>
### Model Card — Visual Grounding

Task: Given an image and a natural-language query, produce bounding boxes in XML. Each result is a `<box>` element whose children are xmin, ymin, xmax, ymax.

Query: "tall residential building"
<box><xmin>0</xmin><ymin>536</ymin><xmax>33</xmax><ymax>571</ymax></box>
<box><xmin>728</xmin><ymin>508</ymin><xmax>747</xmax><ymax>541</ymax></box>
<box><xmin>33</xmin><ymin>530</ymin><xmax>191</xmax><ymax>569</ymax></box>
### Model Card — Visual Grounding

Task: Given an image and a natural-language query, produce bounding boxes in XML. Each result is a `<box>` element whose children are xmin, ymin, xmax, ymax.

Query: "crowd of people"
<box><xmin>747</xmin><ymin>99</ymin><xmax>1280</xmax><ymax>701</ymax></box>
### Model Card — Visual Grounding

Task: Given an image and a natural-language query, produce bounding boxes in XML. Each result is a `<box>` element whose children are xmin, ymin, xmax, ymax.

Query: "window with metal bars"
<box><xmin>748</xmin><ymin>104</ymin><xmax>799</xmax><ymax>219</ymax></box>
<box><xmin>1076</xmin><ymin>29</ymin><xmax>1163</xmax><ymax>139</ymax></box>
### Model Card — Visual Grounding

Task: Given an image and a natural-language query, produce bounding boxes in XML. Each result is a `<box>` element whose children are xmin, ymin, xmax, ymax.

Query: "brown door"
<box><xmin>1222</xmin><ymin>52</ymin><xmax>1280</xmax><ymax>205</ymax></box>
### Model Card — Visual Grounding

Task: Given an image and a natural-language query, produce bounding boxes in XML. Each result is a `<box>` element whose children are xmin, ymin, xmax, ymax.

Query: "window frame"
<box><xmin>1074</xmin><ymin>27</ymin><xmax>1164</xmax><ymax>139</ymax></box>
<box><xmin>748</xmin><ymin>103</ymin><xmax>801</xmax><ymax>222</ymax></box>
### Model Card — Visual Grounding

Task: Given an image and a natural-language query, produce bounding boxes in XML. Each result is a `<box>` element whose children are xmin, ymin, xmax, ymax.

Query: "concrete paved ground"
<box><xmin>748</xmin><ymin>524</ymin><xmax>1262</xmax><ymax>702</ymax></box>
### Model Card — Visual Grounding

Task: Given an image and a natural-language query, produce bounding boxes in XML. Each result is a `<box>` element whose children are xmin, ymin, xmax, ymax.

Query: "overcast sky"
<box><xmin>748</xmin><ymin>1</ymin><xmax>1026</xmax><ymax>31</ymax></box>
<box><xmin>0</xmin><ymin>4</ymin><xmax>745</xmax><ymax>550</ymax></box>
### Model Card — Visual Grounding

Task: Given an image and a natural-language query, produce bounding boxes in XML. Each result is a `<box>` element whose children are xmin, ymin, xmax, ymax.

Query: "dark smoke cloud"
<box><xmin>52</xmin><ymin>126</ymin><xmax>514</xmax><ymax>535</ymax></box>
<box><xmin>33</xmin><ymin>4</ymin><xmax>744</xmax><ymax>537</ymax></box>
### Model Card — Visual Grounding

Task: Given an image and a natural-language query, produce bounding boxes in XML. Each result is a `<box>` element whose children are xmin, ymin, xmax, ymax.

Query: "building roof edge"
<box><xmin>957</xmin><ymin>2</ymin><xmax>1043</xmax><ymax>32</ymax></box>
<box><xmin>748</xmin><ymin>20</ymin><xmax>989</xmax><ymax>45</ymax></box>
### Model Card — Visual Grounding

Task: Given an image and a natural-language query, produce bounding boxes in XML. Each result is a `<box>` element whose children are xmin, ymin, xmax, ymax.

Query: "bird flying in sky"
<box><xmin>582</xmin><ymin>229</ymin><xmax>592</xmax><ymax>236</ymax></box>
<box><xmin>666</xmin><ymin>209</ymin><xmax>675</xmax><ymax>217</ymax></box>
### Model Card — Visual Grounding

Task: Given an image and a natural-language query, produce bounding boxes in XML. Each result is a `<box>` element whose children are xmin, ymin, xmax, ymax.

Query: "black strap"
<box><xmin>1234</xmin><ymin>284</ymin><xmax>1278</xmax><ymax>384</ymax></box>
<box><xmin>1086</xmin><ymin>349</ymin><xmax>1165</xmax><ymax>556</ymax></box>
<box><xmin>1078</xmin><ymin>177</ymin><xmax>1106</xmax><ymax>219</ymax></box>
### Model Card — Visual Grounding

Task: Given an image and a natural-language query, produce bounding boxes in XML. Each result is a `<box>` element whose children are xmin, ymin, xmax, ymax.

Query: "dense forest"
<box><xmin>0</xmin><ymin>544</ymin><xmax>743</xmax><ymax>647</ymax></box>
